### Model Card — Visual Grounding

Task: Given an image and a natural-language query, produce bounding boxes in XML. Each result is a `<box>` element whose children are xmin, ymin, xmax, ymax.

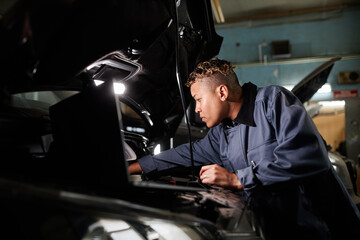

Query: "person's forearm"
<box><xmin>128</xmin><ymin>162</ymin><xmax>142</xmax><ymax>174</ymax></box>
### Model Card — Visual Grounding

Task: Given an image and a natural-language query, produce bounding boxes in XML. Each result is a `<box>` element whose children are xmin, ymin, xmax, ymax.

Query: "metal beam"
<box><xmin>232</xmin><ymin>54</ymin><xmax>360</xmax><ymax>68</ymax></box>
<box><xmin>211</xmin><ymin>0</ymin><xmax>225</xmax><ymax>23</ymax></box>
<box><xmin>220</xmin><ymin>3</ymin><xmax>360</xmax><ymax>24</ymax></box>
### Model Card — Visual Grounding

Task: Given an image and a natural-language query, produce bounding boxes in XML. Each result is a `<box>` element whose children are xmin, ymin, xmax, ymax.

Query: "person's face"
<box><xmin>190</xmin><ymin>78</ymin><xmax>227</xmax><ymax>128</ymax></box>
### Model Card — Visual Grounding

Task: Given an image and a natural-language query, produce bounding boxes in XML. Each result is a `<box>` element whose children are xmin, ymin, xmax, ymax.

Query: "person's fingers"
<box><xmin>200</xmin><ymin>164</ymin><xmax>221</xmax><ymax>174</ymax></box>
<box><xmin>199</xmin><ymin>167</ymin><xmax>211</xmax><ymax>182</ymax></box>
<box><xmin>199</xmin><ymin>165</ymin><xmax>211</xmax><ymax>175</ymax></box>
<box><xmin>199</xmin><ymin>166</ymin><xmax>209</xmax><ymax>177</ymax></box>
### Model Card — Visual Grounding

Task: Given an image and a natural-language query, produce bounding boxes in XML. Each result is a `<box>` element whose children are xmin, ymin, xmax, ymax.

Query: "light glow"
<box><xmin>317</xmin><ymin>83</ymin><xmax>332</xmax><ymax>93</ymax></box>
<box><xmin>94</xmin><ymin>80</ymin><xmax>104</xmax><ymax>86</ymax></box>
<box><xmin>113</xmin><ymin>82</ymin><xmax>126</xmax><ymax>95</ymax></box>
<box><xmin>154</xmin><ymin>144</ymin><xmax>161</xmax><ymax>155</ymax></box>
<box><xmin>149</xmin><ymin>222</ymin><xmax>192</xmax><ymax>240</ymax></box>
<box><xmin>93</xmin><ymin>80</ymin><xmax>126</xmax><ymax>94</ymax></box>
<box><xmin>283</xmin><ymin>83</ymin><xmax>332</xmax><ymax>93</ymax></box>
<box><xmin>283</xmin><ymin>85</ymin><xmax>294</xmax><ymax>91</ymax></box>
<box><xmin>125</xmin><ymin>126</ymin><xmax>145</xmax><ymax>133</ymax></box>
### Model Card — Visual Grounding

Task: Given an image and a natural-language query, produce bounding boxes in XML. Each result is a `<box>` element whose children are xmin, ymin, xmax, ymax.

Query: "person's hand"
<box><xmin>199</xmin><ymin>164</ymin><xmax>243</xmax><ymax>190</ymax></box>
<box><xmin>128</xmin><ymin>162</ymin><xmax>142</xmax><ymax>174</ymax></box>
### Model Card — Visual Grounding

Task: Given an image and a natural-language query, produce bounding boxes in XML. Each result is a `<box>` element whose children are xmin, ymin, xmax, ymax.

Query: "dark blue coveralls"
<box><xmin>139</xmin><ymin>82</ymin><xmax>360</xmax><ymax>239</ymax></box>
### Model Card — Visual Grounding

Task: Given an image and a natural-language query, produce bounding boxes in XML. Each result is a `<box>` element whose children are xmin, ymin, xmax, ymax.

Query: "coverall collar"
<box><xmin>223</xmin><ymin>82</ymin><xmax>257</xmax><ymax>128</ymax></box>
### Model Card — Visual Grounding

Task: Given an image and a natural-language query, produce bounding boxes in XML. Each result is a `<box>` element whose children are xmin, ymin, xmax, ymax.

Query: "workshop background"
<box><xmin>210</xmin><ymin>0</ymin><xmax>360</xmax><ymax>170</ymax></box>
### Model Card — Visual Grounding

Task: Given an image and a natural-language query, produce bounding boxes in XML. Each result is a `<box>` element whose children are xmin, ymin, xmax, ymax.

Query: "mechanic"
<box><xmin>129</xmin><ymin>57</ymin><xmax>360</xmax><ymax>239</ymax></box>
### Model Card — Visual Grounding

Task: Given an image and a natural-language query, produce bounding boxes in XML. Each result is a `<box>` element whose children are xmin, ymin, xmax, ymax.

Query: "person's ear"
<box><xmin>218</xmin><ymin>85</ymin><xmax>228</xmax><ymax>102</ymax></box>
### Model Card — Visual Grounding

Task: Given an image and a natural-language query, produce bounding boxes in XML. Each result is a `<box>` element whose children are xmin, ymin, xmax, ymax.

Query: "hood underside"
<box><xmin>0</xmin><ymin>0</ymin><xmax>223</xmax><ymax>138</ymax></box>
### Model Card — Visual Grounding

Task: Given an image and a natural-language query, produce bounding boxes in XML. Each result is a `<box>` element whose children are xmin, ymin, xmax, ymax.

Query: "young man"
<box><xmin>129</xmin><ymin>58</ymin><xmax>360</xmax><ymax>239</ymax></box>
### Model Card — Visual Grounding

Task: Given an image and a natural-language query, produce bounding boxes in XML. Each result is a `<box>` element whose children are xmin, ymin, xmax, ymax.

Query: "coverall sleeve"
<box><xmin>237</xmin><ymin>88</ymin><xmax>331</xmax><ymax>191</ymax></box>
<box><xmin>138</xmin><ymin>127</ymin><xmax>223</xmax><ymax>173</ymax></box>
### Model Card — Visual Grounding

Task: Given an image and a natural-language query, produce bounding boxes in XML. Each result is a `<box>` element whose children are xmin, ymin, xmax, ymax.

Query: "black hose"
<box><xmin>173</xmin><ymin>0</ymin><xmax>196</xmax><ymax>181</ymax></box>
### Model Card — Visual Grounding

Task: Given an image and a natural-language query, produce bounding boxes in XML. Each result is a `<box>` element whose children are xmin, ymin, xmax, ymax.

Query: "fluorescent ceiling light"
<box><xmin>318</xmin><ymin>100</ymin><xmax>345</xmax><ymax>107</ymax></box>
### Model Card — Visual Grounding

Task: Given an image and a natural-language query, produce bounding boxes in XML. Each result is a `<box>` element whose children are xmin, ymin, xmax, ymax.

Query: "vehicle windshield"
<box><xmin>9</xmin><ymin>90</ymin><xmax>148</xmax><ymax>135</ymax></box>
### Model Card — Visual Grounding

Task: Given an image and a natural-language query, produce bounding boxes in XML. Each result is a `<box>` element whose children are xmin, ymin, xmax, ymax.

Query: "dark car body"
<box><xmin>0</xmin><ymin>0</ymin><xmax>260</xmax><ymax>240</ymax></box>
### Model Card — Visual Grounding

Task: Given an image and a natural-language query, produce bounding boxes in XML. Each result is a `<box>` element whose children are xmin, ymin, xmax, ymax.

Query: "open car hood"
<box><xmin>0</xmin><ymin>0</ymin><xmax>223</xmax><ymax>139</ymax></box>
<box><xmin>291</xmin><ymin>57</ymin><xmax>341</xmax><ymax>103</ymax></box>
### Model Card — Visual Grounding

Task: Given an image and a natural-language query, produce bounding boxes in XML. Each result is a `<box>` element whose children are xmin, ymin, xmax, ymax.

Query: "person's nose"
<box><xmin>195</xmin><ymin>102</ymin><xmax>201</xmax><ymax>113</ymax></box>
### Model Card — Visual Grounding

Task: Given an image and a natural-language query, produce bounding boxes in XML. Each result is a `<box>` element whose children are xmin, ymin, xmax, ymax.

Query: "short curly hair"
<box><xmin>185</xmin><ymin>57</ymin><xmax>238</xmax><ymax>87</ymax></box>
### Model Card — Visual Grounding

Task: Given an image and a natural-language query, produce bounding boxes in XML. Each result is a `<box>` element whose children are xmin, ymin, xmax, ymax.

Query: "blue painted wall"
<box><xmin>215</xmin><ymin>6</ymin><xmax>360</xmax><ymax>101</ymax></box>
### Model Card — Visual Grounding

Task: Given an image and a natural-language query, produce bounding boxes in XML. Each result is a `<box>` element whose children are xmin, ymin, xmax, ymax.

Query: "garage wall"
<box><xmin>215</xmin><ymin>6</ymin><xmax>360</xmax><ymax>101</ymax></box>
<box><xmin>345</xmin><ymin>99</ymin><xmax>360</xmax><ymax>162</ymax></box>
